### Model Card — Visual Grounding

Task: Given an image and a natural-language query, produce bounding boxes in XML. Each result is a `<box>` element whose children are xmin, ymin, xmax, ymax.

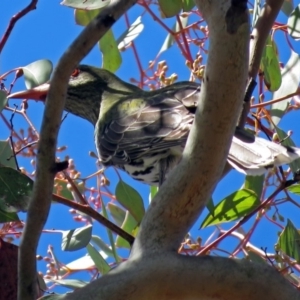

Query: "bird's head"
<box><xmin>8</xmin><ymin>65</ymin><xmax>141</xmax><ymax>125</ymax></box>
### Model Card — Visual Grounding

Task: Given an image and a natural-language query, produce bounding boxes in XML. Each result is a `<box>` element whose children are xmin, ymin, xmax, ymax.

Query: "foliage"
<box><xmin>1</xmin><ymin>0</ymin><xmax>300</xmax><ymax>296</ymax></box>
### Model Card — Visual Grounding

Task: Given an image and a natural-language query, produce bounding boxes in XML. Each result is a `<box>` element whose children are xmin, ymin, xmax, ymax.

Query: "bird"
<box><xmin>8</xmin><ymin>65</ymin><xmax>300</xmax><ymax>186</ymax></box>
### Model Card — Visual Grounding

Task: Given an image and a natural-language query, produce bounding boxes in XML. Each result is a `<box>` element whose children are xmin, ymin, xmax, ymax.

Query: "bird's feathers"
<box><xmin>8</xmin><ymin>65</ymin><xmax>300</xmax><ymax>185</ymax></box>
<box><xmin>97</xmin><ymin>82</ymin><xmax>199</xmax><ymax>168</ymax></box>
<box><xmin>228</xmin><ymin>136</ymin><xmax>300</xmax><ymax>175</ymax></box>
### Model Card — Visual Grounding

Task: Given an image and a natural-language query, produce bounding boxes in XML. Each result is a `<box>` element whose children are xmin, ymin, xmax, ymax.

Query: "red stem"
<box><xmin>197</xmin><ymin>184</ymin><xmax>285</xmax><ymax>255</ymax></box>
<box><xmin>0</xmin><ymin>0</ymin><xmax>38</xmax><ymax>53</ymax></box>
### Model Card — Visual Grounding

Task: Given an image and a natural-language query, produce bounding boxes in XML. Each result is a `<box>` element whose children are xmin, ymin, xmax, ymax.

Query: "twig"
<box><xmin>0</xmin><ymin>0</ymin><xmax>38</xmax><ymax>53</ymax></box>
<box><xmin>9</xmin><ymin>105</ymin><xmax>19</xmax><ymax>170</ymax></box>
<box><xmin>62</xmin><ymin>171</ymin><xmax>89</xmax><ymax>206</ymax></box>
<box><xmin>197</xmin><ymin>175</ymin><xmax>298</xmax><ymax>256</ymax></box>
<box><xmin>52</xmin><ymin>194</ymin><xmax>135</xmax><ymax>245</ymax></box>
<box><xmin>249</xmin><ymin>0</ymin><xmax>284</xmax><ymax>78</ymax></box>
<box><xmin>18</xmin><ymin>1</ymin><xmax>138</xmax><ymax>299</ymax></box>
<box><xmin>238</xmin><ymin>0</ymin><xmax>284</xmax><ymax>129</ymax></box>
<box><xmin>8</xmin><ymin>141</ymin><xmax>38</xmax><ymax>159</ymax></box>
<box><xmin>251</xmin><ymin>89</ymin><xmax>300</xmax><ymax>108</ymax></box>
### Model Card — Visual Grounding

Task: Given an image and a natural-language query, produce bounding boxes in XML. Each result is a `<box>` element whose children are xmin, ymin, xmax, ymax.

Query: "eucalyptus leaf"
<box><xmin>115</xmin><ymin>180</ymin><xmax>145</xmax><ymax>223</ymax></box>
<box><xmin>117</xmin><ymin>16</ymin><xmax>144</xmax><ymax>49</ymax></box>
<box><xmin>282</xmin><ymin>0</ymin><xmax>294</xmax><ymax>16</ymax></box>
<box><xmin>0</xmin><ymin>91</ymin><xmax>7</xmax><ymax>113</ymax></box>
<box><xmin>200</xmin><ymin>189</ymin><xmax>259</xmax><ymax>228</ymax></box>
<box><xmin>287</xmin><ymin>4</ymin><xmax>300</xmax><ymax>40</ymax></box>
<box><xmin>182</xmin><ymin>0</ymin><xmax>195</xmax><ymax>12</ymax></box>
<box><xmin>0</xmin><ymin>167</ymin><xmax>33</xmax><ymax>212</ymax></box>
<box><xmin>242</xmin><ymin>175</ymin><xmax>264</xmax><ymax>201</ymax></box>
<box><xmin>61</xmin><ymin>224</ymin><xmax>92</xmax><ymax>251</ymax></box>
<box><xmin>75</xmin><ymin>9</ymin><xmax>121</xmax><ymax>72</ymax></box>
<box><xmin>271</xmin><ymin>50</ymin><xmax>300</xmax><ymax>125</ymax></box>
<box><xmin>107</xmin><ymin>202</ymin><xmax>126</xmax><ymax>227</ymax></box>
<box><xmin>277</xmin><ymin>219</ymin><xmax>300</xmax><ymax>263</ymax></box>
<box><xmin>86</xmin><ymin>243</ymin><xmax>110</xmax><ymax>274</ymax></box>
<box><xmin>61</xmin><ymin>0</ymin><xmax>110</xmax><ymax>10</ymax></box>
<box><xmin>50</xmin><ymin>279</ymin><xmax>88</xmax><ymax>290</ymax></box>
<box><xmin>260</xmin><ymin>36</ymin><xmax>281</xmax><ymax>92</ymax></box>
<box><xmin>22</xmin><ymin>59</ymin><xmax>53</xmax><ymax>89</ymax></box>
<box><xmin>287</xmin><ymin>184</ymin><xmax>300</xmax><ymax>196</ymax></box>
<box><xmin>158</xmin><ymin>15</ymin><xmax>188</xmax><ymax>55</ymax></box>
<box><xmin>0</xmin><ymin>140</ymin><xmax>17</xmax><ymax>168</ymax></box>
<box><xmin>116</xmin><ymin>210</ymin><xmax>138</xmax><ymax>249</ymax></box>
<box><xmin>91</xmin><ymin>235</ymin><xmax>115</xmax><ymax>258</ymax></box>
<box><xmin>158</xmin><ymin>0</ymin><xmax>182</xmax><ymax>18</ymax></box>
<box><xmin>274</xmin><ymin>125</ymin><xmax>300</xmax><ymax>173</ymax></box>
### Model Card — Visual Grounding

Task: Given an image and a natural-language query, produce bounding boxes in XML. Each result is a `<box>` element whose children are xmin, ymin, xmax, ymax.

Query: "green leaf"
<box><xmin>260</xmin><ymin>36</ymin><xmax>281</xmax><ymax>92</ymax></box>
<box><xmin>75</xmin><ymin>8</ymin><xmax>100</xmax><ymax>26</ymax></box>
<box><xmin>158</xmin><ymin>0</ymin><xmax>182</xmax><ymax>18</ymax></box>
<box><xmin>246</xmin><ymin>250</ymin><xmax>267</xmax><ymax>264</ymax></box>
<box><xmin>288</xmin><ymin>4</ymin><xmax>300</xmax><ymax>40</ymax></box>
<box><xmin>39</xmin><ymin>294</ymin><xmax>66</xmax><ymax>300</ymax></box>
<box><xmin>251</xmin><ymin>0</ymin><xmax>261</xmax><ymax>27</ymax></box>
<box><xmin>115</xmin><ymin>179</ymin><xmax>145</xmax><ymax>223</ymax></box>
<box><xmin>285</xmin><ymin>273</ymin><xmax>300</xmax><ymax>286</ymax></box>
<box><xmin>158</xmin><ymin>15</ymin><xmax>188</xmax><ymax>55</ymax></box>
<box><xmin>116</xmin><ymin>210</ymin><xmax>138</xmax><ymax>249</ymax></box>
<box><xmin>53</xmin><ymin>179</ymin><xmax>74</xmax><ymax>201</ymax></box>
<box><xmin>91</xmin><ymin>235</ymin><xmax>115</xmax><ymax>258</ymax></box>
<box><xmin>0</xmin><ymin>167</ymin><xmax>33</xmax><ymax>212</ymax></box>
<box><xmin>75</xmin><ymin>9</ymin><xmax>121</xmax><ymax>72</ymax></box>
<box><xmin>37</xmin><ymin>273</ymin><xmax>47</xmax><ymax>292</ymax></box>
<box><xmin>271</xmin><ymin>50</ymin><xmax>300</xmax><ymax>125</ymax></box>
<box><xmin>61</xmin><ymin>224</ymin><xmax>92</xmax><ymax>251</ymax></box>
<box><xmin>61</xmin><ymin>0</ymin><xmax>110</xmax><ymax>10</ymax></box>
<box><xmin>86</xmin><ymin>243</ymin><xmax>110</xmax><ymax>274</ymax></box>
<box><xmin>0</xmin><ymin>91</ymin><xmax>7</xmax><ymax>113</ymax></box>
<box><xmin>182</xmin><ymin>0</ymin><xmax>195</xmax><ymax>12</ymax></box>
<box><xmin>65</xmin><ymin>254</ymin><xmax>99</xmax><ymax>271</ymax></box>
<box><xmin>50</xmin><ymin>279</ymin><xmax>88</xmax><ymax>290</ymax></box>
<box><xmin>282</xmin><ymin>0</ymin><xmax>294</xmax><ymax>16</ymax></box>
<box><xmin>274</xmin><ymin>125</ymin><xmax>300</xmax><ymax>173</ymax></box>
<box><xmin>22</xmin><ymin>59</ymin><xmax>53</xmax><ymax>89</ymax></box>
<box><xmin>107</xmin><ymin>202</ymin><xmax>126</xmax><ymax>227</ymax></box>
<box><xmin>0</xmin><ymin>209</ymin><xmax>19</xmax><ymax>223</ymax></box>
<box><xmin>149</xmin><ymin>185</ymin><xmax>158</xmax><ymax>203</ymax></box>
<box><xmin>278</xmin><ymin>219</ymin><xmax>300</xmax><ymax>263</ymax></box>
<box><xmin>99</xmin><ymin>29</ymin><xmax>122</xmax><ymax>72</ymax></box>
<box><xmin>205</xmin><ymin>198</ymin><xmax>215</xmax><ymax>216</ymax></box>
<box><xmin>200</xmin><ymin>189</ymin><xmax>259</xmax><ymax>228</ymax></box>
<box><xmin>99</xmin><ymin>196</ymin><xmax>120</xmax><ymax>263</ymax></box>
<box><xmin>243</xmin><ymin>175</ymin><xmax>264</xmax><ymax>201</ymax></box>
<box><xmin>0</xmin><ymin>140</ymin><xmax>17</xmax><ymax>168</ymax></box>
<box><xmin>117</xmin><ymin>16</ymin><xmax>144</xmax><ymax>50</ymax></box>
<box><xmin>287</xmin><ymin>184</ymin><xmax>300</xmax><ymax>196</ymax></box>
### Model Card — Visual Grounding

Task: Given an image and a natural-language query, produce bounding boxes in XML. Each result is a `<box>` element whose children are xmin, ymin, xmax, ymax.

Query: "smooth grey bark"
<box><xmin>60</xmin><ymin>1</ymin><xmax>298</xmax><ymax>299</ymax></box>
<box><xmin>19</xmin><ymin>0</ymin><xmax>300</xmax><ymax>299</ymax></box>
<box><xmin>17</xmin><ymin>1</ymin><xmax>138</xmax><ymax>299</ymax></box>
<box><xmin>64</xmin><ymin>254</ymin><xmax>299</xmax><ymax>300</ymax></box>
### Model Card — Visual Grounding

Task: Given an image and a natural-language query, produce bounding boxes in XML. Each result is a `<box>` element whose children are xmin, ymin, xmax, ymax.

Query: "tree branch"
<box><xmin>238</xmin><ymin>0</ymin><xmax>284</xmax><ymax>129</ymax></box>
<box><xmin>52</xmin><ymin>194</ymin><xmax>135</xmax><ymax>245</ymax></box>
<box><xmin>17</xmin><ymin>1</ymin><xmax>138</xmax><ymax>299</ymax></box>
<box><xmin>0</xmin><ymin>0</ymin><xmax>38</xmax><ymax>53</ymax></box>
<box><xmin>249</xmin><ymin>0</ymin><xmax>284</xmax><ymax>78</ymax></box>
<box><xmin>131</xmin><ymin>0</ymin><xmax>249</xmax><ymax>254</ymax></box>
<box><xmin>63</xmin><ymin>254</ymin><xmax>300</xmax><ymax>300</ymax></box>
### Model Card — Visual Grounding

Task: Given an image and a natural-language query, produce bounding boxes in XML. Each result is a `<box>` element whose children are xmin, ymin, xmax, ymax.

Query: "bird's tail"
<box><xmin>228</xmin><ymin>136</ymin><xmax>300</xmax><ymax>176</ymax></box>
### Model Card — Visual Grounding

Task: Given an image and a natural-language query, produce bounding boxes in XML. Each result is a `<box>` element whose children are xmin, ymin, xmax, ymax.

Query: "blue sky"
<box><xmin>1</xmin><ymin>0</ymin><xmax>300</xmax><ymax>294</ymax></box>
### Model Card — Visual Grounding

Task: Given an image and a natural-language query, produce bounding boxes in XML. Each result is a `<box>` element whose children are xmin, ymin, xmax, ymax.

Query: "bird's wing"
<box><xmin>228</xmin><ymin>136</ymin><xmax>300</xmax><ymax>175</ymax></box>
<box><xmin>97</xmin><ymin>82</ymin><xmax>200</xmax><ymax>165</ymax></box>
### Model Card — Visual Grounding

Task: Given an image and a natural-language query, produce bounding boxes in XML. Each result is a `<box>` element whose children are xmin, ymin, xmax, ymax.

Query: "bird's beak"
<box><xmin>8</xmin><ymin>83</ymin><xmax>50</xmax><ymax>100</ymax></box>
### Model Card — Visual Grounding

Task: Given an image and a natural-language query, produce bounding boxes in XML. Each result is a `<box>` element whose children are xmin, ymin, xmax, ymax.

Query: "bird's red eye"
<box><xmin>71</xmin><ymin>68</ymin><xmax>80</xmax><ymax>78</ymax></box>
